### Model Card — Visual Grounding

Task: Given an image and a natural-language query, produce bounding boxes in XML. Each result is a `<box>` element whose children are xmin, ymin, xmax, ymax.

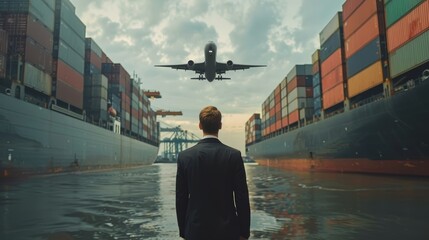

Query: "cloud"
<box><xmin>70</xmin><ymin>0</ymin><xmax>345</xmax><ymax>152</ymax></box>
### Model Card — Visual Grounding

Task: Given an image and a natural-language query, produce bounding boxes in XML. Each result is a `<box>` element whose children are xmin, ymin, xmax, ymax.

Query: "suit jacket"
<box><xmin>176</xmin><ymin>138</ymin><xmax>250</xmax><ymax>240</ymax></box>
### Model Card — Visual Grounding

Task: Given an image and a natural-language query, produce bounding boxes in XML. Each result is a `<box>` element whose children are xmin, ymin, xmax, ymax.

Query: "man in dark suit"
<box><xmin>176</xmin><ymin>106</ymin><xmax>251</xmax><ymax>240</ymax></box>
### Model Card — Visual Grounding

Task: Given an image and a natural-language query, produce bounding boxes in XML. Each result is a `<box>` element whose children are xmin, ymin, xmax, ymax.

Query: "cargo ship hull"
<box><xmin>247</xmin><ymin>80</ymin><xmax>429</xmax><ymax>176</ymax></box>
<box><xmin>0</xmin><ymin>94</ymin><xmax>159</xmax><ymax>178</ymax></box>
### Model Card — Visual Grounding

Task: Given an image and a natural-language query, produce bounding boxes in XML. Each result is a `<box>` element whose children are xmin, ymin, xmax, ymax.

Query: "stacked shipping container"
<box><xmin>385</xmin><ymin>0</ymin><xmax>429</xmax><ymax>79</ymax></box>
<box><xmin>0</xmin><ymin>29</ymin><xmax>7</xmax><ymax>78</ymax></box>
<box><xmin>52</xmin><ymin>0</ymin><xmax>86</xmax><ymax>111</ymax></box>
<box><xmin>286</xmin><ymin>65</ymin><xmax>313</xmax><ymax>125</ymax></box>
<box><xmin>245</xmin><ymin>114</ymin><xmax>261</xmax><ymax>145</ymax></box>
<box><xmin>84</xmin><ymin>38</ymin><xmax>107</xmax><ymax>124</ymax></box>
<box><xmin>342</xmin><ymin>0</ymin><xmax>388</xmax><ymax>100</ymax></box>
<box><xmin>102</xmin><ymin>63</ymin><xmax>131</xmax><ymax>133</ymax></box>
<box><xmin>0</xmin><ymin>0</ymin><xmax>54</xmax><ymax>97</ymax></box>
<box><xmin>0</xmin><ymin>0</ymin><xmax>159</xmax><ymax>145</ymax></box>
<box><xmin>312</xmin><ymin>50</ymin><xmax>322</xmax><ymax>119</ymax></box>
<box><xmin>319</xmin><ymin>12</ymin><xmax>347</xmax><ymax>111</ymax></box>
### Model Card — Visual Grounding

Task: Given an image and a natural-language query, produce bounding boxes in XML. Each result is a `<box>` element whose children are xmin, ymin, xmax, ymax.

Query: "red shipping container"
<box><xmin>342</xmin><ymin>0</ymin><xmax>365</xmax><ymax>21</ymax></box>
<box><xmin>386</xmin><ymin>0</ymin><xmax>429</xmax><ymax>53</ymax></box>
<box><xmin>269</xmin><ymin>108</ymin><xmax>275</xmax><ymax>116</ymax></box>
<box><xmin>275</xmin><ymin>103</ymin><xmax>281</xmax><ymax>112</ymax></box>
<box><xmin>288</xmin><ymin>110</ymin><xmax>299</xmax><ymax>124</ymax></box>
<box><xmin>275</xmin><ymin>94</ymin><xmax>281</xmax><ymax>104</ymax></box>
<box><xmin>275</xmin><ymin>120</ymin><xmax>281</xmax><ymax>131</ymax></box>
<box><xmin>306</xmin><ymin>87</ymin><xmax>314</xmax><ymax>98</ymax></box>
<box><xmin>57</xmin><ymin>60</ymin><xmax>83</xmax><ymax>91</ymax></box>
<box><xmin>345</xmin><ymin>14</ymin><xmax>380</xmax><ymax>58</ymax></box>
<box><xmin>27</xmin><ymin>14</ymin><xmax>53</xmax><ymax>50</ymax></box>
<box><xmin>0</xmin><ymin>54</ymin><xmax>6</xmax><ymax>78</ymax></box>
<box><xmin>56</xmin><ymin>79</ymin><xmax>83</xmax><ymax>108</ymax></box>
<box><xmin>132</xmin><ymin>108</ymin><xmax>138</xmax><ymax>119</ymax></box>
<box><xmin>25</xmin><ymin>37</ymin><xmax>52</xmax><ymax>73</ymax></box>
<box><xmin>322</xmin><ymin>65</ymin><xmax>344</xmax><ymax>93</ymax></box>
<box><xmin>321</xmin><ymin>48</ymin><xmax>342</xmax><ymax>77</ymax></box>
<box><xmin>87</xmin><ymin>50</ymin><xmax>102</xmax><ymax>70</ymax></box>
<box><xmin>323</xmin><ymin>83</ymin><xmax>344</xmax><ymax>109</ymax></box>
<box><xmin>287</xmin><ymin>76</ymin><xmax>306</xmax><ymax>93</ymax></box>
<box><xmin>343</xmin><ymin>0</ymin><xmax>378</xmax><ymax>39</ymax></box>
<box><xmin>281</xmin><ymin>117</ymin><xmax>288</xmax><ymax>127</ymax></box>
<box><xmin>0</xmin><ymin>30</ymin><xmax>8</xmax><ymax>54</ymax></box>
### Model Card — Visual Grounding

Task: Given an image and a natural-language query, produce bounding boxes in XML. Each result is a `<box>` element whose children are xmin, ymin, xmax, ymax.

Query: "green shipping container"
<box><xmin>0</xmin><ymin>0</ymin><xmax>55</xmax><ymax>31</ymax></box>
<box><xmin>385</xmin><ymin>0</ymin><xmax>425</xmax><ymax>27</ymax></box>
<box><xmin>59</xmin><ymin>20</ymin><xmax>85</xmax><ymax>57</ymax></box>
<box><xmin>389</xmin><ymin>30</ymin><xmax>429</xmax><ymax>78</ymax></box>
<box><xmin>58</xmin><ymin>0</ymin><xmax>86</xmax><ymax>38</ymax></box>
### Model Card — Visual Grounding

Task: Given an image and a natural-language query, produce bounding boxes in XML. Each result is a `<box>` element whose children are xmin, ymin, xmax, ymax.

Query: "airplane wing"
<box><xmin>216</xmin><ymin>62</ymin><xmax>266</xmax><ymax>74</ymax></box>
<box><xmin>154</xmin><ymin>62</ymin><xmax>206</xmax><ymax>74</ymax></box>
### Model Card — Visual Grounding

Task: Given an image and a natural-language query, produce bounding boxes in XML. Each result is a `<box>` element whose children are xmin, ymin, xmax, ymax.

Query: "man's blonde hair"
<box><xmin>199</xmin><ymin>106</ymin><xmax>222</xmax><ymax>134</ymax></box>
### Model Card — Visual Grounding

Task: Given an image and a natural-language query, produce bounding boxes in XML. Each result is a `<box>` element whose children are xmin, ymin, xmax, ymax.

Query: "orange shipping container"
<box><xmin>347</xmin><ymin>60</ymin><xmax>384</xmax><ymax>98</ymax></box>
<box><xmin>386</xmin><ymin>0</ymin><xmax>429</xmax><ymax>53</ymax></box>
<box><xmin>275</xmin><ymin>120</ymin><xmax>281</xmax><ymax>131</ymax></box>
<box><xmin>57</xmin><ymin>59</ymin><xmax>84</xmax><ymax>91</ymax></box>
<box><xmin>345</xmin><ymin>14</ymin><xmax>380</xmax><ymax>58</ymax></box>
<box><xmin>321</xmin><ymin>65</ymin><xmax>344</xmax><ymax>93</ymax></box>
<box><xmin>288</xmin><ymin>110</ymin><xmax>299</xmax><ymax>124</ymax></box>
<box><xmin>281</xmin><ymin>117</ymin><xmax>288</xmax><ymax>127</ymax></box>
<box><xmin>287</xmin><ymin>76</ymin><xmax>306</xmax><ymax>93</ymax></box>
<box><xmin>323</xmin><ymin>83</ymin><xmax>344</xmax><ymax>109</ymax></box>
<box><xmin>275</xmin><ymin>84</ymin><xmax>281</xmax><ymax>96</ymax></box>
<box><xmin>56</xmin><ymin>79</ymin><xmax>83</xmax><ymax>108</ymax></box>
<box><xmin>342</xmin><ymin>0</ymin><xmax>365</xmax><ymax>21</ymax></box>
<box><xmin>275</xmin><ymin>94</ymin><xmax>281</xmax><ymax>104</ymax></box>
<box><xmin>321</xmin><ymin>48</ymin><xmax>342</xmax><ymax>77</ymax></box>
<box><xmin>275</xmin><ymin>103</ymin><xmax>281</xmax><ymax>112</ymax></box>
<box><xmin>343</xmin><ymin>0</ymin><xmax>378</xmax><ymax>39</ymax></box>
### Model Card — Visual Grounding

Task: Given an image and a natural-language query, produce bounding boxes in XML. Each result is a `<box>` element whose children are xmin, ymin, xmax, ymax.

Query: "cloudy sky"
<box><xmin>70</xmin><ymin>0</ymin><xmax>345</xmax><ymax>153</ymax></box>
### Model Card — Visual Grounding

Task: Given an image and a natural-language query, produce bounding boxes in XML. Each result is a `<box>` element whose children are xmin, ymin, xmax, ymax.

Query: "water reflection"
<box><xmin>1</xmin><ymin>164</ymin><xmax>429</xmax><ymax>239</ymax></box>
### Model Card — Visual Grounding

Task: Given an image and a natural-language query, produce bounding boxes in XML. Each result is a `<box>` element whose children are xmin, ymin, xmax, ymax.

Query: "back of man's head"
<box><xmin>199</xmin><ymin>106</ymin><xmax>222</xmax><ymax>134</ymax></box>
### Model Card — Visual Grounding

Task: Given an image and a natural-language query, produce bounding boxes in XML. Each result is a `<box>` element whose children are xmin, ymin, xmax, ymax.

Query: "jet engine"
<box><xmin>187</xmin><ymin>60</ymin><xmax>194</xmax><ymax>69</ymax></box>
<box><xmin>226</xmin><ymin>60</ymin><xmax>233</xmax><ymax>69</ymax></box>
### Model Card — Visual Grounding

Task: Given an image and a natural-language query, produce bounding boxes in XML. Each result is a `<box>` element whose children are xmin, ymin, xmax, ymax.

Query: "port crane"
<box><xmin>158</xmin><ymin>124</ymin><xmax>200</xmax><ymax>162</ymax></box>
<box><xmin>143</xmin><ymin>90</ymin><xmax>162</xmax><ymax>99</ymax></box>
<box><xmin>155</xmin><ymin>110</ymin><xmax>183</xmax><ymax>117</ymax></box>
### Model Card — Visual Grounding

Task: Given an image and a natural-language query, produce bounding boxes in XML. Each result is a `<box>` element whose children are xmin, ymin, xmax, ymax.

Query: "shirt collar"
<box><xmin>202</xmin><ymin>135</ymin><xmax>218</xmax><ymax>139</ymax></box>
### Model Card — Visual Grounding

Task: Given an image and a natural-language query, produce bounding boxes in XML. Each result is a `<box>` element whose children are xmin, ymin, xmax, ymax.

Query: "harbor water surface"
<box><xmin>1</xmin><ymin>164</ymin><xmax>429</xmax><ymax>239</ymax></box>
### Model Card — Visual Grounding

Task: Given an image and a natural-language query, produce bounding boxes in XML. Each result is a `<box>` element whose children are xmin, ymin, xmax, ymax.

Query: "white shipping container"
<box><xmin>282</xmin><ymin>106</ymin><xmax>288</xmax><ymax>118</ymax></box>
<box><xmin>281</xmin><ymin>88</ymin><xmax>287</xmax><ymax>99</ymax></box>
<box><xmin>24</xmin><ymin>63</ymin><xmax>52</xmax><ymax>95</ymax></box>
<box><xmin>320</xmin><ymin>12</ymin><xmax>342</xmax><ymax>45</ymax></box>
<box><xmin>287</xmin><ymin>87</ymin><xmax>307</xmax><ymax>103</ymax></box>
<box><xmin>287</xmin><ymin>65</ymin><xmax>313</xmax><ymax>82</ymax></box>
<box><xmin>288</xmin><ymin>98</ymin><xmax>309</xmax><ymax>113</ymax></box>
<box><xmin>280</xmin><ymin>77</ymin><xmax>287</xmax><ymax>88</ymax></box>
<box><xmin>125</xmin><ymin>112</ymin><xmax>130</xmax><ymax>121</ymax></box>
<box><xmin>281</xmin><ymin>97</ymin><xmax>287</xmax><ymax>107</ymax></box>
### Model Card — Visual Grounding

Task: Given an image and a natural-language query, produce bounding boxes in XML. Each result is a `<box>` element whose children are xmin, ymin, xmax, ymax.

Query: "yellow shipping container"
<box><xmin>347</xmin><ymin>60</ymin><xmax>384</xmax><ymax>98</ymax></box>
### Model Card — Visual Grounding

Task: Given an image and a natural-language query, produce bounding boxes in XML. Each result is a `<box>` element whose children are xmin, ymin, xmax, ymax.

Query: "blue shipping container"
<box><xmin>320</xmin><ymin>29</ymin><xmax>342</xmax><ymax>62</ymax></box>
<box><xmin>346</xmin><ymin>37</ymin><xmax>383</xmax><ymax>78</ymax></box>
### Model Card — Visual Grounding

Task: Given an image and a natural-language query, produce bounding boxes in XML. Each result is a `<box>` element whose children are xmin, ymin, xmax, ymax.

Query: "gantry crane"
<box><xmin>157</xmin><ymin>124</ymin><xmax>200</xmax><ymax>162</ymax></box>
<box><xmin>144</xmin><ymin>90</ymin><xmax>162</xmax><ymax>99</ymax></box>
<box><xmin>155</xmin><ymin>110</ymin><xmax>183</xmax><ymax>117</ymax></box>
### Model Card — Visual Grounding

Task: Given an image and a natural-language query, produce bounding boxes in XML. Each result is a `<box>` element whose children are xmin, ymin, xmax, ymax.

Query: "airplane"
<box><xmin>154</xmin><ymin>41</ymin><xmax>266</xmax><ymax>82</ymax></box>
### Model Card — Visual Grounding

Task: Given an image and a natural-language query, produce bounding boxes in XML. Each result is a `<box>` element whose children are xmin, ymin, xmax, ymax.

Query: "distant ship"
<box><xmin>245</xmin><ymin>0</ymin><xmax>429</xmax><ymax>176</ymax></box>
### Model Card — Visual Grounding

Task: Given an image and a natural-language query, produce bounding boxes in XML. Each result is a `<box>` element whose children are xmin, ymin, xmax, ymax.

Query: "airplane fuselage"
<box><xmin>204</xmin><ymin>42</ymin><xmax>217</xmax><ymax>82</ymax></box>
